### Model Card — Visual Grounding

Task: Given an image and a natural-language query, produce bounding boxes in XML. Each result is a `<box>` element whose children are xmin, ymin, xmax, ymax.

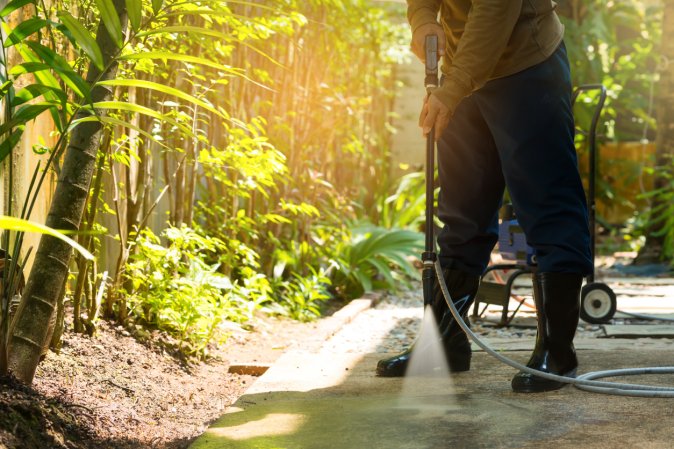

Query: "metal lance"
<box><xmin>422</xmin><ymin>35</ymin><xmax>439</xmax><ymax>310</ymax></box>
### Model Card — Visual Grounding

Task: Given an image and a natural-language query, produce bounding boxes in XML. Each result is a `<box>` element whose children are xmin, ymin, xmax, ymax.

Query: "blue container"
<box><xmin>498</xmin><ymin>218</ymin><xmax>536</xmax><ymax>266</ymax></box>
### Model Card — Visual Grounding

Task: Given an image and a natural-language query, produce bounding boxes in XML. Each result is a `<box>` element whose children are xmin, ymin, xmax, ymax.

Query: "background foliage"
<box><xmin>5</xmin><ymin>0</ymin><xmax>671</xmax><ymax>369</ymax></box>
<box><xmin>559</xmin><ymin>0</ymin><xmax>664</xmax><ymax>249</ymax></box>
<box><xmin>1</xmin><ymin>0</ymin><xmax>421</xmax><ymax>361</ymax></box>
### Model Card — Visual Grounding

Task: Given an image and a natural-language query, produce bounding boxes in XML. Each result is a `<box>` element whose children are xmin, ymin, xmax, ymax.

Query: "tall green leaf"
<box><xmin>0</xmin><ymin>80</ymin><xmax>12</xmax><ymax>97</ymax></box>
<box><xmin>81</xmin><ymin>101</ymin><xmax>197</xmax><ymax>138</ymax></box>
<box><xmin>3</xmin><ymin>18</ymin><xmax>47</xmax><ymax>47</ymax></box>
<box><xmin>97</xmin><ymin>78</ymin><xmax>228</xmax><ymax>120</ymax></box>
<box><xmin>0</xmin><ymin>0</ymin><xmax>35</xmax><ymax>17</ymax></box>
<box><xmin>95</xmin><ymin>0</ymin><xmax>123</xmax><ymax>47</ymax></box>
<box><xmin>57</xmin><ymin>11</ymin><xmax>104</xmax><ymax>70</ymax></box>
<box><xmin>10</xmin><ymin>46</ymin><xmax>68</xmax><ymax>130</ymax></box>
<box><xmin>0</xmin><ymin>127</ymin><xmax>23</xmax><ymax>163</ymax></box>
<box><xmin>11</xmin><ymin>47</ymin><xmax>58</xmax><ymax>89</ymax></box>
<box><xmin>14</xmin><ymin>84</ymin><xmax>68</xmax><ymax>106</ymax></box>
<box><xmin>0</xmin><ymin>102</ymin><xmax>57</xmax><ymax>136</ymax></box>
<box><xmin>70</xmin><ymin>115</ymin><xmax>173</xmax><ymax>152</ymax></box>
<box><xmin>7</xmin><ymin>61</ymin><xmax>51</xmax><ymax>76</ymax></box>
<box><xmin>152</xmin><ymin>0</ymin><xmax>163</xmax><ymax>15</ymax></box>
<box><xmin>0</xmin><ymin>216</ymin><xmax>94</xmax><ymax>260</ymax></box>
<box><xmin>118</xmin><ymin>51</ymin><xmax>245</xmax><ymax>76</ymax></box>
<box><xmin>125</xmin><ymin>0</ymin><xmax>142</xmax><ymax>32</ymax></box>
<box><xmin>135</xmin><ymin>25</ymin><xmax>281</xmax><ymax>66</ymax></box>
<box><xmin>23</xmin><ymin>41</ymin><xmax>91</xmax><ymax>101</ymax></box>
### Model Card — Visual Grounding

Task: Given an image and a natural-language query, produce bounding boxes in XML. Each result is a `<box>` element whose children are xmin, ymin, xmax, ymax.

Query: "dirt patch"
<box><xmin>0</xmin><ymin>312</ymin><xmax>323</xmax><ymax>449</ymax></box>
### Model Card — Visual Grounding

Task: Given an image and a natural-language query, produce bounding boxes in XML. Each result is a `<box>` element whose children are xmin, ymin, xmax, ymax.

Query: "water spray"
<box><xmin>423</xmin><ymin>36</ymin><xmax>674</xmax><ymax>397</ymax></box>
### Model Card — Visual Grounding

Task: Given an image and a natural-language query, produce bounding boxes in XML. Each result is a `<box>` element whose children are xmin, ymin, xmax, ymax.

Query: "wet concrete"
<box><xmin>191</xmin><ymin>276</ymin><xmax>674</xmax><ymax>448</ymax></box>
<box><xmin>191</xmin><ymin>350</ymin><xmax>674</xmax><ymax>449</ymax></box>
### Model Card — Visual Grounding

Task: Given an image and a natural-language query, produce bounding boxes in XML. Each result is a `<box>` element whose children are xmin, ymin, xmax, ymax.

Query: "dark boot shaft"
<box><xmin>538</xmin><ymin>272</ymin><xmax>582</xmax><ymax>355</ymax></box>
<box><xmin>431</xmin><ymin>268</ymin><xmax>480</xmax><ymax>327</ymax></box>
<box><xmin>376</xmin><ymin>268</ymin><xmax>480</xmax><ymax>377</ymax></box>
<box><xmin>512</xmin><ymin>272</ymin><xmax>583</xmax><ymax>393</ymax></box>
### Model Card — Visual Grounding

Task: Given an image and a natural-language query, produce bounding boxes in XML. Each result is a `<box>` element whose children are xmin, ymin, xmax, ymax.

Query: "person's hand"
<box><xmin>411</xmin><ymin>23</ymin><xmax>446</xmax><ymax>62</ymax></box>
<box><xmin>419</xmin><ymin>93</ymin><xmax>451</xmax><ymax>141</ymax></box>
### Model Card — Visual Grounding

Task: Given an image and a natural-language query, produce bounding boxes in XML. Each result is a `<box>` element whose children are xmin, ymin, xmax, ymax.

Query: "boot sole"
<box><xmin>376</xmin><ymin>354</ymin><xmax>471</xmax><ymax>377</ymax></box>
<box><xmin>376</xmin><ymin>364</ymin><xmax>406</xmax><ymax>377</ymax></box>
<box><xmin>511</xmin><ymin>368</ymin><xmax>577</xmax><ymax>393</ymax></box>
<box><xmin>448</xmin><ymin>353</ymin><xmax>471</xmax><ymax>372</ymax></box>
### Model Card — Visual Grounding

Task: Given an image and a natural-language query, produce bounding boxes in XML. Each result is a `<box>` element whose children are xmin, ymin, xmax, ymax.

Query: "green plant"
<box><xmin>634</xmin><ymin>161</ymin><xmax>674</xmax><ymax>262</ymax></box>
<box><xmin>562</xmin><ymin>0</ymin><xmax>662</xmax><ymax>141</ymax></box>
<box><xmin>330</xmin><ymin>222</ymin><xmax>423</xmax><ymax>300</ymax></box>
<box><xmin>267</xmin><ymin>268</ymin><xmax>332</xmax><ymax>322</ymax></box>
<box><xmin>560</xmin><ymin>1</ymin><xmax>661</xmax><ymax>234</ymax></box>
<box><xmin>124</xmin><ymin>225</ymin><xmax>259</xmax><ymax>358</ymax></box>
<box><xmin>374</xmin><ymin>170</ymin><xmax>430</xmax><ymax>231</ymax></box>
<box><xmin>3</xmin><ymin>0</ymin><xmax>413</xmax><ymax>382</ymax></box>
<box><xmin>0</xmin><ymin>0</ymin><xmax>103</xmax><ymax>376</ymax></box>
<box><xmin>0</xmin><ymin>216</ymin><xmax>94</xmax><ymax>372</ymax></box>
<box><xmin>188</xmin><ymin>0</ymin><xmax>411</xmax><ymax>317</ymax></box>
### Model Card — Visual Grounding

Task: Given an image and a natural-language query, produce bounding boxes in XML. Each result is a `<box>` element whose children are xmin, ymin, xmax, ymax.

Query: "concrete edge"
<box><xmin>314</xmin><ymin>291</ymin><xmax>384</xmax><ymax>342</ymax></box>
<box><xmin>225</xmin><ymin>291</ymin><xmax>384</xmax><ymax>375</ymax></box>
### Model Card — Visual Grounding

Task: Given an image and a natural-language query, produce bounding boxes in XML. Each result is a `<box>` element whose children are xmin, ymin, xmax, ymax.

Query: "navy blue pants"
<box><xmin>436</xmin><ymin>43</ymin><xmax>593</xmax><ymax>276</ymax></box>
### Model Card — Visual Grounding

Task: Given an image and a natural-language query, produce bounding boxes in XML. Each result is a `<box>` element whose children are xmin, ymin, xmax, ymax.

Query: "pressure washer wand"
<box><xmin>422</xmin><ymin>35</ymin><xmax>439</xmax><ymax>307</ymax></box>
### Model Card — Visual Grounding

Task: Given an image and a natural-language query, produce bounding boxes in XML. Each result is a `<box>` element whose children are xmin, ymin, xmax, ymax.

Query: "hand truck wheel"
<box><xmin>580</xmin><ymin>282</ymin><xmax>617</xmax><ymax>324</ymax></box>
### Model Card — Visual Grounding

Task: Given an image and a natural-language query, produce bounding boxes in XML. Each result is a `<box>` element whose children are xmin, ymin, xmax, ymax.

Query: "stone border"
<box><xmin>227</xmin><ymin>291</ymin><xmax>384</xmax><ymax>375</ymax></box>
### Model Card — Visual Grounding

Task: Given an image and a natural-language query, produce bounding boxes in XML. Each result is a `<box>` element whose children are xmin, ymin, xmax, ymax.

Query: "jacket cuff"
<box><xmin>431</xmin><ymin>71</ymin><xmax>472</xmax><ymax>115</ymax></box>
<box><xmin>408</xmin><ymin>7</ymin><xmax>440</xmax><ymax>32</ymax></box>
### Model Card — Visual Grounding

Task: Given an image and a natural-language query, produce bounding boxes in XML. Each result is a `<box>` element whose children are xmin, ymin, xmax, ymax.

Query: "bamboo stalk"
<box><xmin>73</xmin><ymin>144</ymin><xmax>108</xmax><ymax>333</ymax></box>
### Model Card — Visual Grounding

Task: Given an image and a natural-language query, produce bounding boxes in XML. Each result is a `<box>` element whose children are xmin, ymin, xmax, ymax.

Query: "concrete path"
<box><xmin>191</xmin><ymin>277</ymin><xmax>674</xmax><ymax>449</ymax></box>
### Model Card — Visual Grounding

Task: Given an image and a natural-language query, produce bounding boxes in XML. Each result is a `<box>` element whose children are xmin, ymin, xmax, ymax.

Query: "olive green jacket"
<box><xmin>407</xmin><ymin>0</ymin><xmax>564</xmax><ymax>114</ymax></box>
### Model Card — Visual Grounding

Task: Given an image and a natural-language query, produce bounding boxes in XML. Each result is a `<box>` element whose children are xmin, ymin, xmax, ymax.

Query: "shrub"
<box><xmin>329</xmin><ymin>222</ymin><xmax>424</xmax><ymax>299</ymax></box>
<box><xmin>267</xmin><ymin>268</ymin><xmax>332</xmax><ymax>322</ymax></box>
<box><xmin>123</xmin><ymin>225</ymin><xmax>267</xmax><ymax>357</ymax></box>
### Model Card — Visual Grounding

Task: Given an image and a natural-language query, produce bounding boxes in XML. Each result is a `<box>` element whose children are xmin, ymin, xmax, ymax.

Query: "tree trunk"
<box><xmin>7</xmin><ymin>0</ymin><xmax>128</xmax><ymax>384</ymax></box>
<box><xmin>635</xmin><ymin>0</ymin><xmax>674</xmax><ymax>265</ymax></box>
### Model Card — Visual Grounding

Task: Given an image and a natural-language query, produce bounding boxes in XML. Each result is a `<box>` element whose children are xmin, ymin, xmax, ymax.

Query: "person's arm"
<box><xmin>432</xmin><ymin>0</ymin><xmax>523</xmax><ymax>115</ymax></box>
<box><xmin>407</xmin><ymin>1</ymin><xmax>444</xmax><ymax>61</ymax></box>
<box><xmin>407</xmin><ymin>0</ymin><xmax>442</xmax><ymax>32</ymax></box>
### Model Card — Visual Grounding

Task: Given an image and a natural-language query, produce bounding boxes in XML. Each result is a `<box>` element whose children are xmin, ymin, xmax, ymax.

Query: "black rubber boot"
<box><xmin>511</xmin><ymin>272</ymin><xmax>583</xmax><ymax>393</ymax></box>
<box><xmin>376</xmin><ymin>269</ymin><xmax>480</xmax><ymax>377</ymax></box>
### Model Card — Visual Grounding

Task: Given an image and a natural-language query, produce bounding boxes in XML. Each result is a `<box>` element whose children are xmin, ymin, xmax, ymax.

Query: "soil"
<box><xmin>0</xmin><ymin>311</ymin><xmax>324</xmax><ymax>449</ymax></box>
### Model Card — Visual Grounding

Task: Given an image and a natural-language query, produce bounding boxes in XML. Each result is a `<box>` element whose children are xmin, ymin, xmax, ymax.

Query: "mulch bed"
<box><xmin>0</xmin><ymin>313</ymin><xmax>319</xmax><ymax>449</ymax></box>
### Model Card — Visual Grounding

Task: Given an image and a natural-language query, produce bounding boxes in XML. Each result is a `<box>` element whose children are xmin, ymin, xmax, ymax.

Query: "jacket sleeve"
<box><xmin>432</xmin><ymin>1</ymin><xmax>523</xmax><ymax>114</ymax></box>
<box><xmin>407</xmin><ymin>0</ymin><xmax>442</xmax><ymax>31</ymax></box>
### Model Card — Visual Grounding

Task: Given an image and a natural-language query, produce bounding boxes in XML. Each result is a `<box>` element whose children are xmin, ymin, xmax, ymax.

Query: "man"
<box><xmin>376</xmin><ymin>1</ymin><xmax>593</xmax><ymax>393</ymax></box>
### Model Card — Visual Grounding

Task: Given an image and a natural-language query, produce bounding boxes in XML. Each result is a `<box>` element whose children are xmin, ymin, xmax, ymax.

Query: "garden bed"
<box><xmin>0</xmin><ymin>313</ymin><xmax>322</xmax><ymax>449</ymax></box>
